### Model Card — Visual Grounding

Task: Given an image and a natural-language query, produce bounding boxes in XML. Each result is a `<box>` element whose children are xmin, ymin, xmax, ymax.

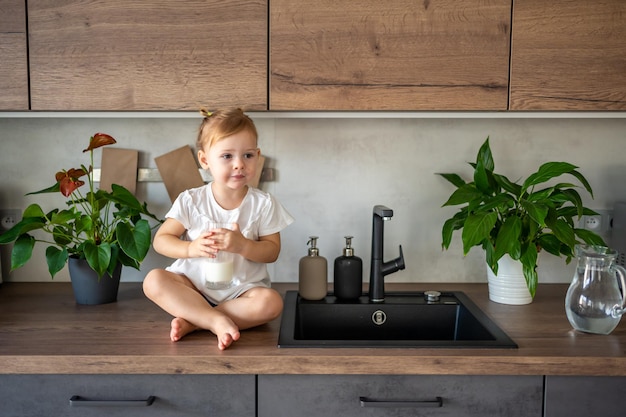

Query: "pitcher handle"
<box><xmin>612</xmin><ymin>264</ymin><xmax>626</xmax><ymax>317</ymax></box>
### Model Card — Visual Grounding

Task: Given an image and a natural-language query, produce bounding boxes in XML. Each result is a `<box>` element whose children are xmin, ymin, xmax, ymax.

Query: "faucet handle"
<box><xmin>381</xmin><ymin>245</ymin><xmax>406</xmax><ymax>275</ymax></box>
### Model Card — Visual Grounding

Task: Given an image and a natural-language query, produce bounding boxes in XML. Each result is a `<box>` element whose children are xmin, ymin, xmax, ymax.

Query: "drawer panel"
<box><xmin>0</xmin><ymin>374</ymin><xmax>255</xmax><ymax>417</ymax></box>
<box><xmin>545</xmin><ymin>376</ymin><xmax>626</xmax><ymax>417</ymax></box>
<box><xmin>258</xmin><ymin>375</ymin><xmax>543</xmax><ymax>417</ymax></box>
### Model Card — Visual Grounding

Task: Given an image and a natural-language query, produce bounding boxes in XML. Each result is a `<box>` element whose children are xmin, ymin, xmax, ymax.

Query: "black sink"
<box><xmin>278</xmin><ymin>291</ymin><xmax>517</xmax><ymax>348</ymax></box>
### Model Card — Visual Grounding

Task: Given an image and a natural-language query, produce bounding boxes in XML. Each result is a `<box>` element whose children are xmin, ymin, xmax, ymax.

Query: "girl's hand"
<box><xmin>187</xmin><ymin>231</ymin><xmax>217</xmax><ymax>258</ymax></box>
<box><xmin>208</xmin><ymin>223</ymin><xmax>246</xmax><ymax>254</ymax></box>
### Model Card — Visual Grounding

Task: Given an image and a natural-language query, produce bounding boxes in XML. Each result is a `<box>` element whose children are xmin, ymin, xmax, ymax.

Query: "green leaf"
<box><xmin>442</xmin><ymin>184</ymin><xmax>482</xmax><ymax>206</ymax></box>
<box><xmin>520</xmin><ymin>199</ymin><xmax>549</xmax><ymax>227</ymax></box>
<box><xmin>25</xmin><ymin>182</ymin><xmax>61</xmax><ymax>195</ymax></box>
<box><xmin>569</xmin><ymin>170</ymin><xmax>594</xmax><ymax>196</ymax></box>
<box><xmin>536</xmin><ymin>234</ymin><xmax>563</xmax><ymax>256</ymax></box>
<box><xmin>493</xmin><ymin>173</ymin><xmax>521</xmax><ymax>196</ymax></box>
<box><xmin>549</xmin><ymin>218</ymin><xmax>577</xmax><ymax>249</ymax></box>
<box><xmin>441</xmin><ymin>212</ymin><xmax>466</xmax><ymax>250</ymax></box>
<box><xmin>22</xmin><ymin>204</ymin><xmax>46</xmax><ymax>218</ymax></box>
<box><xmin>559</xmin><ymin>189</ymin><xmax>584</xmax><ymax>217</ymax></box>
<box><xmin>437</xmin><ymin>173</ymin><xmax>466</xmax><ymax>188</ymax></box>
<box><xmin>110</xmin><ymin>184</ymin><xmax>145</xmax><ymax>212</ymax></box>
<box><xmin>574</xmin><ymin>229</ymin><xmax>606</xmax><ymax>246</ymax></box>
<box><xmin>45</xmin><ymin>246</ymin><xmax>68</xmax><ymax>278</ymax></box>
<box><xmin>52</xmin><ymin>225</ymin><xmax>73</xmax><ymax>246</ymax></box>
<box><xmin>476</xmin><ymin>137</ymin><xmax>494</xmax><ymax>172</ymax></box>
<box><xmin>461</xmin><ymin>211</ymin><xmax>498</xmax><ymax>255</ymax></box>
<box><xmin>117</xmin><ymin>219</ymin><xmax>151</xmax><ymax>262</ymax></box>
<box><xmin>522</xmin><ymin>162</ymin><xmax>578</xmax><ymax>192</ymax></box>
<box><xmin>10</xmin><ymin>234</ymin><xmax>35</xmax><ymax>270</ymax></box>
<box><xmin>83</xmin><ymin>242</ymin><xmax>112</xmax><ymax>278</ymax></box>
<box><xmin>494</xmin><ymin>216</ymin><xmax>522</xmax><ymax>260</ymax></box>
<box><xmin>0</xmin><ymin>217</ymin><xmax>45</xmax><ymax>244</ymax></box>
<box><xmin>520</xmin><ymin>245</ymin><xmax>538</xmax><ymax>298</ymax></box>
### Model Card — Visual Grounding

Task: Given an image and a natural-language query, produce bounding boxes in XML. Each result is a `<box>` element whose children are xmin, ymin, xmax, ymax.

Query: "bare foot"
<box><xmin>170</xmin><ymin>317</ymin><xmax>199</xmax><ymax>342</ymax></box>
<box><xmin>212</xmin><ymin>314</ymin><xmax>241</xmax><ymax>350</ymax></box>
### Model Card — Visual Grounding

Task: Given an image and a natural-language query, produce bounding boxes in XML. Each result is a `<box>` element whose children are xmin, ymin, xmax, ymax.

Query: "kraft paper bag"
<box><xmin>99</xmin><ymin>148</ymin><xmax>138</xmax><ymax>194</ymax></box>
<box><xmin>249</xmin><ymin>155</ymin><xmax>265</xmax><ymax>188</ymax></box>
<box><xmin>155</xmin><ymin>146</ymin><xmax>204</xmax><ymax>203</ymax></box>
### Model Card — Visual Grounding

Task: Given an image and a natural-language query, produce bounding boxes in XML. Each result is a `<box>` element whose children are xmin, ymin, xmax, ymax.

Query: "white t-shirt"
<box><xmin>164</xmin><ymin>183</ymin><xmax>294</xmax><ymax>303</ymax></box>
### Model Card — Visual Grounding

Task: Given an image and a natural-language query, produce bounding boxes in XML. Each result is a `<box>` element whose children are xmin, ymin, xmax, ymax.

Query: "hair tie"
<box><xmin>199</xmin><ymin>108</ymin><xmax>212</xmax><ymax>118</ymax></box>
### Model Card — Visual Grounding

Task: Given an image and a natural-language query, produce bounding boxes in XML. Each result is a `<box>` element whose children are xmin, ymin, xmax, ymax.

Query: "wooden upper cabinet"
<box><xmin>28</xmin><ymin>1</ymin><xmax>267</xmax><ymax>111</ymax></box>
<box><xmin>510</xmin><ymin>0</ymin><xmax>626</xmax><ymax>110</ymax></box>
<box><xmin>0</xmin><ymin>0</ymin><xmax>29</xmax><ymax>110</ymax></box>
<box><xmin>270</xmin><ymin>0</ymin><xmax>511</xmax><ymax>111</ymax></box>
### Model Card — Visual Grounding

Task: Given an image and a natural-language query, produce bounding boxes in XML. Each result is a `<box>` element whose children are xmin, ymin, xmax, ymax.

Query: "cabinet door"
<box><xmin>0</xmin><ymin>374</ymin><xmax>255</xmax><ymax>417</ymax></box>
<box><xmin>544</xmin><ymin>376</ymin><xmax>626</xmax><ymax>417</ymax></box>
<box><xmin>0</xmin><ymin>0</ymin><xmax>29</xmax><ymax>110</ymax></box>
<box><xmin>28</xmin><ymin>1</ymin><xmax>267</xmax><ymax>111</ymax></box>
<box><xmin>258</xmin><ymin>375</ymin><xmax>543</xmax><ymax>417</ymax></box>
<box><xmin>510</xmin><ymin>0</ymin><xmax>626</xmax><ymax>110</ymax></box>
<box><xmin>270</xmin><ymin>0</ymin><xmax>511</xmax><ymax>111</ymax></box>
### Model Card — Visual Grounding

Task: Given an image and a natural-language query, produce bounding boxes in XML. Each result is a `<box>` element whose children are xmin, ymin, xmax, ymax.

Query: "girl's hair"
<box><xmin>196</xmin><ymin>107</ymin><xmax>258</xmax><ymax>152</ymax></box>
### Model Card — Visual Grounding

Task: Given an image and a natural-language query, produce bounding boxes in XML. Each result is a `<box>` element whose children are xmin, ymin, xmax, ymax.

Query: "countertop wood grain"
<box><xmin>0</xmin><ymin>282</ymin><xmax>624</xmax><ymax>376</ymax></box>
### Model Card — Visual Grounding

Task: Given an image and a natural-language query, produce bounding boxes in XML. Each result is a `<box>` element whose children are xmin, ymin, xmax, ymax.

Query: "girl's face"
<box><xmin>198</xmin><ymin>129</ymin><xmax>260</xmax><ymax>191</ymax></box>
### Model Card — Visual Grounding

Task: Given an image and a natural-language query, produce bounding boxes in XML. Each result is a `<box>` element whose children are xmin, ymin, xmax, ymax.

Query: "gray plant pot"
<box><xmin>68</xmin><ymin>256</ymin><xmax>122</xmax><ymax>305</ymax></box>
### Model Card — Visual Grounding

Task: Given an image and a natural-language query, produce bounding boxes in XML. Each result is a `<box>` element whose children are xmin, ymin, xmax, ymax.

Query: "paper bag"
<box><xmin>99</xmin><ymin>148</ymin><xmax>138</xmax><ymax>194</ymax></box>
<box><xmin>155</xmin><ymin>146</ymin><xmax>204</xmax><ymax>203</ymax></box>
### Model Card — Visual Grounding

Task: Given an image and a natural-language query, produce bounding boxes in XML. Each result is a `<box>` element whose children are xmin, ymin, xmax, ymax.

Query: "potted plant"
<box><xmin>0</xmin><ymin>133</ymin><xmax>162</xmax><ymax>304</ymax></box>
<box><xmin>437</xmin><ymin>137</ymin><xmax>605</xmax><ymax>303</ymax></box>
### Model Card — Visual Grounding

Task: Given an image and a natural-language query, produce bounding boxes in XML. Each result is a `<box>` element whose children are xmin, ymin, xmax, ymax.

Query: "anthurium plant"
<box><xmin>0</xmin><ymin>133</ymin><xmax>162</xmax><ymax>278</ymax></box>
<box><xmin>437</xmin><ymin>137</ymin><xmax>605</xmax><ymax>298</ymax></box>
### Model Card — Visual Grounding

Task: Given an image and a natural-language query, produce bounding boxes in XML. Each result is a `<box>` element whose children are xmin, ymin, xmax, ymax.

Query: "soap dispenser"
<box><xmin>298</xmin><ymin>236</ymin><xmax>328</xmax><ymax>300</ymax></box>
<box><xmin>334</xmin><ymin>236</ymin><xmax>363</xmax><ymax>299</ymax></box>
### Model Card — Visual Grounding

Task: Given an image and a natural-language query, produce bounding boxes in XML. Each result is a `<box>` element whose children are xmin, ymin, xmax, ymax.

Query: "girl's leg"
<box><xmin>215</xmin><ymin>286</ymin><xmax>284</xmax><ymax>330</ymax></box>
<box><xmin>142</xmin><ymin>269</ymin><xmax>240</xmax><ymax>350</ymax></box>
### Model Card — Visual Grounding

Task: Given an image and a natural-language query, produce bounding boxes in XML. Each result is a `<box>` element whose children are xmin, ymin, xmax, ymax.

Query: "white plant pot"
<box><xmin>487</xmin><ymin>255</ymin><xmax>533</xmax><ymax>305</ymax></box>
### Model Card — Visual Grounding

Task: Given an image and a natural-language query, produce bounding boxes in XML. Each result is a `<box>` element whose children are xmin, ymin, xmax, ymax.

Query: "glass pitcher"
<box><xmin>565</xmin><ymin>245</ymin><xmax>626</xmax><ymax>335</ymax></box>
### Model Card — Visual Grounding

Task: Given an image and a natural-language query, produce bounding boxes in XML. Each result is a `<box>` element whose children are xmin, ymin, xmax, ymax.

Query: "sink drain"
<box><xmin>371</xmin><ymin>310</ymin><xmax>387</xmax><ymax>325</ymax></box>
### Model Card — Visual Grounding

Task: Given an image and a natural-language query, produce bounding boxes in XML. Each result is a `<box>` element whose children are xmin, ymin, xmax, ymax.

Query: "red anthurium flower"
<box><xmin>83</xmin><ymin>133</ymin><xmax>117</xmax><ymax>153</ymax></box>
<box><xmin>55</xmin><ymin>168</ymin><xmax>88</xmax><ymax>183</ymax></box>
<box><xmin>55</xmin><ymin>169</ymin><xmax>88</xmax><ymax>197</ymax></box>
<box><xmin>58</xmin><ymin>177</ymin><xmax>85</xmax><ymax>197</ymax></box>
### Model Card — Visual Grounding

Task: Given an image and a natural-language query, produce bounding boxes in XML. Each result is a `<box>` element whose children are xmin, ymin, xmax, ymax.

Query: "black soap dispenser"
<box><xmin>333</xmin><ymin>236</ymin><xmax>363</xmax><ymax>300</ymax></box>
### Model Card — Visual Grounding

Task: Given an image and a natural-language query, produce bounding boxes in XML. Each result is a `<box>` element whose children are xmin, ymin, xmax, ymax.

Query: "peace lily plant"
<box><xmin>0</xmin><ymin>133</ymin><xmax>162</xmax><ymax>279</ymax></box>
<box><xmin>438</xmin><ymin>137</ymin><xmax>605</xmax><ymax>298</ymax></box>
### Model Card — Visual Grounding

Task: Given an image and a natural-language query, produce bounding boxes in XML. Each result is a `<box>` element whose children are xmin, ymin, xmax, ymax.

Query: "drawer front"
<box><xmin>0</xmin><ymin>374</ymin><xmax>255</xmax><ymax>417</ymax></box>
<box><xmin>258</xmin><ymin>375</ymin><xmax>543</xmax><ymax>417</ymax></box>
<box><xmin>545</xmin><ymin>376</ymin><xmax>626</xmax><ymax>417</ymax></box>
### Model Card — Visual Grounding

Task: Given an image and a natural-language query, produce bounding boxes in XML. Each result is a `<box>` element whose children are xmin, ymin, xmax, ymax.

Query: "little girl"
<box><xmin>143</xmin><ymin>108</ymin><xmax>294</xmax><ymax>350</ymax></box>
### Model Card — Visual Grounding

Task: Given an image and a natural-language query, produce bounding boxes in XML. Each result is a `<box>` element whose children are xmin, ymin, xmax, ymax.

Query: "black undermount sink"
<box><xmin>278</xmin><ymin>291</ymin><xmax>517</xmax><ymax>348</ymax></box>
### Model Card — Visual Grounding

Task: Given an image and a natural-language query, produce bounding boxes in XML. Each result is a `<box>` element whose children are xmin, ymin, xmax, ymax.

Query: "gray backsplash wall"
<box><xmin>1</xmin><ymin>116</ymin><xmax>625</xmax><ymax>284</ymax></box>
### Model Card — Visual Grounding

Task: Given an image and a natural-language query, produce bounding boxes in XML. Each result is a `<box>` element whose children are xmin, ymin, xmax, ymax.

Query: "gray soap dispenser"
<box><xmin>334</xmin><ymin>236</ymin><xmax>363</xmax><ymax>299</ymax></box>
<box><xmin>298</xmin><ymin>236</ymin><xmax>328</xmax><ymax>300</ymax></box>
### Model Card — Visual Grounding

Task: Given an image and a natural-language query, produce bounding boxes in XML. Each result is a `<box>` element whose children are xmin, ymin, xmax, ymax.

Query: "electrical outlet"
<box><xmin>0</xmin><ymin>209</ymin><xmax>21</xmax><ymax>232</ymax></box>
<box><xmin>579</xmin><ymin>209</ymin><xmax>613</xmax><ymax>235</ymax></box>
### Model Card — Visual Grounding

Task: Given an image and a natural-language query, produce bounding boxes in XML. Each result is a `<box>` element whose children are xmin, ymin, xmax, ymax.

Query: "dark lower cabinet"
<box><xmin>0</xmin><ymin>374</ymin><xmax>255</xmax><ymax>417</ymax></box>
<box><xmin>258</xmin><ymin>375</ymin><xmax>543</xmax><ymax>417</ymax></box>
<box><xmin>544</xmin><ymin>376</ymin><xmax>626</xmax><ymax>417</ymax></box>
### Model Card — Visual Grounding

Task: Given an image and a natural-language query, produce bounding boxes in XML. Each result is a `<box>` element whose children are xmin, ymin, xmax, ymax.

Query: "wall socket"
<box><xmin>0</xmin><ymin>209</ymin><xmax>21</xmax><ymax>232</ymax></box>
<box><xmin>578</xmin><ymin>209</ymin><xmax>613</xmax><ymax>235</ymax></box>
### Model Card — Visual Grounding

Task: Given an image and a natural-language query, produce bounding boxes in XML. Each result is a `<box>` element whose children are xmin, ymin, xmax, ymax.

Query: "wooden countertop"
<box><xmin>0</xmin><ymin>282</ymin><xmax>624</xmax><ymax>376</ymax></box>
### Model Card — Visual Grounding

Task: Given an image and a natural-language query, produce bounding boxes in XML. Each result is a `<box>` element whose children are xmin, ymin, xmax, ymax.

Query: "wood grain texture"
<box><xmin>0</xmin><ymin>282</ymin><xmax>624</xmax><ymax>375</ymax></box>
<box><xmin>28</xmin><ymin>0</ymin><xmax>267</xmax><ymax>110</ymax></box>
<box><xmin>510</xmin><ymin>0</ymin><xmax>626</xmax><ymax>110</ymax></box>
<box><xmin>0</xmin><ymin>0</ymin><xmax>29</xmax><ymax>110</ymax></box>
<box><xmin>270</xmin><ymin>0</ymin><xmax>511</xmax><ymax>110</ymax></box>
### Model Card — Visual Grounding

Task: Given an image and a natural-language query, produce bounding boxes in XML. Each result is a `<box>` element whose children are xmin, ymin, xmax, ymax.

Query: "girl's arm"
<box><xmin>152</xmin><ymin>218</ymin><xmax>216</xmax><ymax>259</ymax></box>
<box><xmin>218</xmin><ymin>224</ymin><xmax>281</xmax><ymax>264</ymax></box>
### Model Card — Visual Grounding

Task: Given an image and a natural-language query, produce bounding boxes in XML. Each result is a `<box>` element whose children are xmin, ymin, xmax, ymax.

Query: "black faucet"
<box><xmin>369</xmin><ymin>205</ymin><xmax>405</xmax><ymax>303</ymax></box>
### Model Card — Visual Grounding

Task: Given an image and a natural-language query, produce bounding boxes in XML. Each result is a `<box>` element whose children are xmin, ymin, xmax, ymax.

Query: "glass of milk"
<box><xmin>202</xmin><ymin>222</ymin><xmax>235</xmax><ymax>290</ymax></box>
